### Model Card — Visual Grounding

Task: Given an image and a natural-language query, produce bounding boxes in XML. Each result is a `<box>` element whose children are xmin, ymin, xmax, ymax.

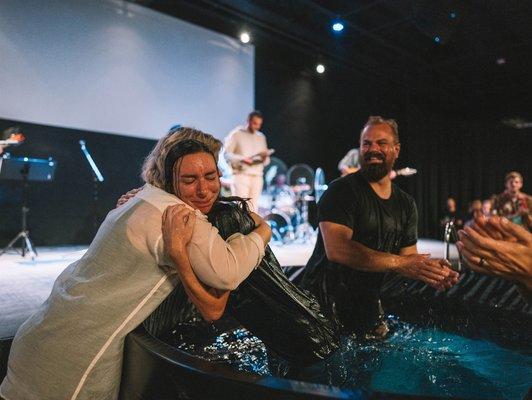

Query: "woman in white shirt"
<box><xmin>0</xmin><ymin>128</ymin><xmax>271</xmax><ymax>400</ymax></box>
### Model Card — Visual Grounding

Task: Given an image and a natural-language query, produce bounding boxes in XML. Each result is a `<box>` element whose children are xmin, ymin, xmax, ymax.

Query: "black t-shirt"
<box><xmin>300</xmin><ymin>171</ymin><xmax>418</xmax><ymax>333</ymax></box>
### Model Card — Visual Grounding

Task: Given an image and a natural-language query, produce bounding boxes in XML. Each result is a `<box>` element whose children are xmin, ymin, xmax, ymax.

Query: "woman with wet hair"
<box><xmin>0</xmin><ymin>128</ymin><xmax>271</xmax><ymax>400</ymax></box>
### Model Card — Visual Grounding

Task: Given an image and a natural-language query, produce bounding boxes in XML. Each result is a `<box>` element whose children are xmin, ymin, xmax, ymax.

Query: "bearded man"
<box><xmin>300</xmin><ymin>116</ymin><xmax>459</xmax><ymax>338</ymax></box>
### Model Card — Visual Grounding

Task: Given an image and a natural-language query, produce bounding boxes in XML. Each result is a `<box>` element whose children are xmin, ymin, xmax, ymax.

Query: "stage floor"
<box><xmin>0</xmin><ymin>239</ymin><xmax>457</xmax><ymax>338</ymax></box>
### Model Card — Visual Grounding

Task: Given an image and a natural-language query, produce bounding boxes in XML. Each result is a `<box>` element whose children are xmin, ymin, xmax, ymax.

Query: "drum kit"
<box><xmin>258</xmin><ymin>157</ymin><xmax>328</xmax><ymax>245</ymax></box>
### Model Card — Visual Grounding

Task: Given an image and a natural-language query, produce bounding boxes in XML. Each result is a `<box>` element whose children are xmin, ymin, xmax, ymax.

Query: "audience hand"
<box><xmin>457</xmin><ymin>216</ymin><xmax>532</xmax><ymax>291</ymax></box>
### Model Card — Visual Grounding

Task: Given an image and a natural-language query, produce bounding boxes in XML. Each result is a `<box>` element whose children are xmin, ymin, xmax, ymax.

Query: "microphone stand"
<box><xmin>79</xmin><ymin>140</ymin><xmax>104</xmax><ymax>237</ymax></box>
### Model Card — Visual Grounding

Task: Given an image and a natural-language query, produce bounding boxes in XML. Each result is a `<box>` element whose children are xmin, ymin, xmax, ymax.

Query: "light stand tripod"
<box><xmin>0</xmin><ymin>155</ymin><xmax>57</xmax><ymax>259</ymax></box>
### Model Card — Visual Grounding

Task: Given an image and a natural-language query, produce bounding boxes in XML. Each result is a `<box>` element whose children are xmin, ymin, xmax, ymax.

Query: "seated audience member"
<box><xmin>492</xmin><ymin>171</ymin><xmax>531</xmax><ymax>230</ymax></box>
<box><xmin>440</xmin><ymin>197</ymin><xmax>464</xmax><ymax>230</ymax></box>
<box><xmin>464</xmin><ymin>199</ymin><xmax>482</xmax><ymax>227</ymax></box>
<box><xmin>481</xmin><ymin>199</ymin><xmax>493</xmax><ymax>217</ymax></box>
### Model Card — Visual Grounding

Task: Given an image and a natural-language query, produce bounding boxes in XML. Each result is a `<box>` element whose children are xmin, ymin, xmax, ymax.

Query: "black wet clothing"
<box><xmin>300</xmin><ymin>171</ymin><xmax>418</xmax><ymax>334</ymax></box>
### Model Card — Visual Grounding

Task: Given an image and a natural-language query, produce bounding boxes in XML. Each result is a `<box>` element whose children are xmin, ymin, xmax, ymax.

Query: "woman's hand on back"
<box><xmin>116</xmin><ymin>187</ymin><xmax>142</xmax><ymax>207</ymax></box>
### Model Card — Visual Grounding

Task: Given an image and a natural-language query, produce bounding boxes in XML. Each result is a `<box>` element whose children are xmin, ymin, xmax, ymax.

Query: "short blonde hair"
<box><xmin>361</xmin><ymin>116</ymin><xmax>400</xmax><ymax>144</ymax></box>
<box><xmin>141</xmin><ymin>127</ymin><xmax>222</xmax><ymax>189</ymax></box>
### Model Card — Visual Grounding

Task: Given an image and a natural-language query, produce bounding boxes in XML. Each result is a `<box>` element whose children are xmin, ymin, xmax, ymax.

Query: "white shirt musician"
<box><xmin>223</xmin><ymin>111</ymin><xmax>273</xmax><ymax>211</ymax></box>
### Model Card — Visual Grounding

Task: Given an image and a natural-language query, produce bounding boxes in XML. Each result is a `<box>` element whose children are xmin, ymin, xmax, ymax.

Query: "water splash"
<box><xmin>171</xmin><ymin>316</ymin><xmax>531</xmax><ymax>399</ymax></box>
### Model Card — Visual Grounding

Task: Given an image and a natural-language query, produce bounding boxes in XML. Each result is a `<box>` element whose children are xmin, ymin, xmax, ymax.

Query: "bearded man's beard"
<box><xmin>360</xmin><ymin>151</ymin><xmax>394</xmax><ymax>182</ymax></box>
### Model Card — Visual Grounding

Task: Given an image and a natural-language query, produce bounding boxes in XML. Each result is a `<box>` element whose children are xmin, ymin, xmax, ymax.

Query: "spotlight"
<box><xmin>496</xmin><ymin>57</ymin><xmax>506</xmax><ymax>65</ymax></box>
<box><xmin>449</xmin><ymin>11</ymin><xmax>457</xmax><ymax>19</ymax></box>
<box><xmin>332</xmin><ymin>21</ymin><xmax>344</xmax><ymax>32</ymax></box>
<box><xmin>316</xmin><ymin>64</ymin><xmax>325</xmax><ymax>74</ymax></box>
<box><xmin>434</xmin><ymin>35</ymin><xmax>441</xmax><ymax>43</ymax></box>
<box><xmin>240</xmin><ymin>32</ymin><xmax>251</xmax><ymax>44</ymax></box>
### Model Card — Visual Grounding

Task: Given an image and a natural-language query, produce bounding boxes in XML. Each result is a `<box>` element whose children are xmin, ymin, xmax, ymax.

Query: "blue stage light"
<box><xmin>434</xmin><ymin>35</ymin><xmax>441</xmax><ymax>43</ymax></box>
<box><xmin>332</xmin><ymin>21</ymin><xmax>344</xmax><ymax>32</ymax></box>
<box><xmin>450</xmin><ymin>11</ymin><xmax>457</xmax><ymax>19</ymax></box>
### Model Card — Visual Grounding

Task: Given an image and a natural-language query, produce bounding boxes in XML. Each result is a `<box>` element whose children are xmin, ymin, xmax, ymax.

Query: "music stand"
<box><xmin>0</xmin><ymin>155</ymin><xmax>57</xmax><ymax>259</ymax></box>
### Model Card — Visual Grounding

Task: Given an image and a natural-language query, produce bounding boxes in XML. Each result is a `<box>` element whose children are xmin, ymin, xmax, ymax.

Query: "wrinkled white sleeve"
<box><xmin>224</xmin><ymin>131</ymin><xmax>246</xmax><ymax>162</ymax></box>
<box><xmin>155</xmin><ymin>212</ymin><xmax>265</xmax><ymax>290</ymax></box>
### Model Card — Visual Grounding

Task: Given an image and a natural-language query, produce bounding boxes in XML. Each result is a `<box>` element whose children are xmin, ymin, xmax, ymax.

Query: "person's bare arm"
<box><xmin>320</xmin><ymin>221</ymin><xmax>457</xmax><ymax>289</ymax></box>
<box><xmin>162</xmin><ymin>205</ymin><xmax>230</xmax><ymax>322</ymax></box>
<box><xmin>249</xmin><ymin>211</ymin><xmax>272</xmax><ymax>245</ymax></box>
<box><xmin>169</xmin><ymin>251</ymin><xmax>230</xmax><ymax>322</ymax></box>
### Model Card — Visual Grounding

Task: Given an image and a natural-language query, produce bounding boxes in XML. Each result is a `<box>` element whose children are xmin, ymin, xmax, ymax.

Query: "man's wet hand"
<box><xmin>398</xmin><ymin>254</ymin><xmax>459</xmax><ymax>291</ymax></box>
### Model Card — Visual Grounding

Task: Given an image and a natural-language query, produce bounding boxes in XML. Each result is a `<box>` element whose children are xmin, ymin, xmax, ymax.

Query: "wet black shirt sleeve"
<box><xmin>401</xmin><ymin>197</ymin><xmax>418</xmax><ymax>248</ymax></box>
<box><xmin>317</xmin><ymin>179</ymin><xmax>358</xmax><ymax>231</ymax></box>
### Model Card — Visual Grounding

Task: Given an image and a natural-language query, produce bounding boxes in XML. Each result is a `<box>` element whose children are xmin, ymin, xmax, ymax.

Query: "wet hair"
<box><xmin>163</xmin><ymin>139</ymin><xmax>216</xmax><ymax>196</ymax></box>
<box><xmin>248</xmin><ymin>110</ymin><xmax>263</xmax><ymax>121</ymax></box>
<box><xmin>142</xmin><ymin>127</ymin><xmax>222</xmax><ymax>190</ymax></box>
<box><xmin>361</xmin><ymin>116</ymin><xmax>399</xmax><ymax>144</ymax></box>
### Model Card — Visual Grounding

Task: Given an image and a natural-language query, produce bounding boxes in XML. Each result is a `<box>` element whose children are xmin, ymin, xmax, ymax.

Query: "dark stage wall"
<box><xmin>0</xmin><ymin>119</ymin><xmax>155</xmax><ymax>246</ymax></box>
<box><xmin>1</xmin><ymin>39</ymin><xmax>531</xmax><ymax>246</ymax></box>
<box><xmin>254</xmin><ymin>40</ymin><xmax>531</xmax><ymax>239</ymax></box>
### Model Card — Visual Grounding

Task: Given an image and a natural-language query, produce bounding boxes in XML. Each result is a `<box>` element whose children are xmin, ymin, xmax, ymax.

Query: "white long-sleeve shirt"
<box><xmin>0</xmin><ymin>184</ymin><xmax>264</xmax><ymax>400</ymax></box>
<box><xmin>223</xmin><ymin>126</ymin><xmax>270</xmax><ymax>176</ymax></box>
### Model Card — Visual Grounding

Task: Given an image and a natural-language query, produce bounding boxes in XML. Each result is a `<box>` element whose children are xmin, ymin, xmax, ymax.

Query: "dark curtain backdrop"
<box><xmin>402</xmin><ymin>106</ymin><xmax>532</xmax><ymax>238</ymax></box>
<box><xmin>255</xmin><ymin>41</ymin><xmax>531</xmax><ymax>240</ymax></box>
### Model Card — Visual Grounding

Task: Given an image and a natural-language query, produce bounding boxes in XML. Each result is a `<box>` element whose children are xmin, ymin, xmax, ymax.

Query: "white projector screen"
<box><xmin>0</xmin><ymin>0</ymin><xmax>254</xmax><ymax>140</ymax></box>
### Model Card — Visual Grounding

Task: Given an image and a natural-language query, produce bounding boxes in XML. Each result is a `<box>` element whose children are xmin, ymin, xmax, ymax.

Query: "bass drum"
<box><xmin>276</xmin><ymin>205</ymin><xmax>301</xmax><ymax>231</ymax></box>
<box><xmin>263</xmin><ymin>210</ymin><xmax>295</xmax><ymax>244</ymax></box>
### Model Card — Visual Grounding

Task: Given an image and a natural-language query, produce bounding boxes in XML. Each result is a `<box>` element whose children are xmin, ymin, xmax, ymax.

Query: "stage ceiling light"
<box><xmin>332</xmin><ymin>21</ymin><xmax>344</xmax><ymax>32</ymax></box>
<box><xmin>240</xmin><ymin>32</ymin><xmax>251</xmax><ymax>44</ymax></box>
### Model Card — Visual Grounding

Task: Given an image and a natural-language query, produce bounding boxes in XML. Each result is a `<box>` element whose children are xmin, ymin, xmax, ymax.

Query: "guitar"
<box><xmin>230</xmin><ymin>148</ymin><xmax>275</xmax><ymax>171</ymax></box>
<box><xmin>395</xmin><ymin>167</ymin><xmax>417</xmax><ymax>177</ymax></box>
